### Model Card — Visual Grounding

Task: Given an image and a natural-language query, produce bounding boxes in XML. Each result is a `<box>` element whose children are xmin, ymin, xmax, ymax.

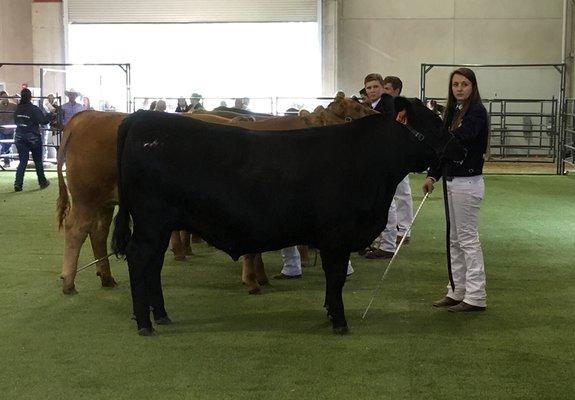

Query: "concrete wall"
<box><xmin>31</xmin><ymin>0</ymin><xmax>65</xmax><ymax>97</ymax></box>
<box><xmin>0</xmin><ymin>0</ymin><xmax>571</xmax><ymax>100</ymax></box>
<box><xmin>0</xmin><ymin>0</ymin><xmax>64</xmax><ymax>97</ymax></box>
<box><xmin>0</xmin><ymin>0</ymin><xmax>33</xmax><ymax>95</ymax></box>
<box><xmin>337</xmin><ymin>0</ymin><xmax>566</xmax><ymax>100</ymax></box>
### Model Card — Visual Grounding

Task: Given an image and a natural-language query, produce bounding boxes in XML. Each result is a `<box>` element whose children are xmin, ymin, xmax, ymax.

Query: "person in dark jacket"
<box><xmin>364</xmin><ymin>73</ymin><xmax>395</xmax><ymax>118</ymax></box>
<box><xmin>13</xmin><ymin>88</ymin><xmax>53</xmax><ymax>191</ymax></box>
<box><xmin>362</xmin><ymin>73</ymin><xmax>398</xmax><ymax>259</ymax></box>
<box><xmin>423</xmin><ymin>67</ymin><xmax>489</xmax><ymax>313</ymax></box>
<box><xmin>175</xmin><ymin>97</ymin><xmax>191</xmax><ymax>113</ymax></box>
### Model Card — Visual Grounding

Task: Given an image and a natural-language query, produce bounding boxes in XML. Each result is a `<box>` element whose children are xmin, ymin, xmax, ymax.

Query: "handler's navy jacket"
<box><xmin>428</xmin><ymin>101</ymin><xmax>489</xmax><ymax>180</ymax></box>
<box><xmin>13</xmin><ymin>103</ymin><xmax>52</xmax><ymax>140</ymax></box>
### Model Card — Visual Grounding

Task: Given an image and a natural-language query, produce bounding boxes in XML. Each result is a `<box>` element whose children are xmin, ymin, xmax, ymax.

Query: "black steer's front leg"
<box><xmin>320</xmin><ymin>250</ymin><xmax>350</xmax><ymax>334</ymax></box>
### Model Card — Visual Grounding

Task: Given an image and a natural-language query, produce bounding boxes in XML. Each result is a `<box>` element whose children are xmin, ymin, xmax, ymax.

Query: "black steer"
<box><xmin>112</xmin><ymin>98</ymin><xmax>465</xmax><ymax>336</ymax></box>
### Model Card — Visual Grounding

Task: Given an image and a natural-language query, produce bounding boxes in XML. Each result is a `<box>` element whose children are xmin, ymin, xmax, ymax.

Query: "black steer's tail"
<box><xmin>111</xmin><ymin>111</ymin><xmax>140</xmax><ymax>257</ymax></box>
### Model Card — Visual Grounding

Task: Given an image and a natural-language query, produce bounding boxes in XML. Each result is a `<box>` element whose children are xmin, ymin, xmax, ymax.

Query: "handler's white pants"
<box><xmin>373</xmin><ymin>200</ymin><xmax>397</xmax><ymax>252</ymax></box>
<box><xmin>444</xmin><ymin>175</ymin><xmax>486</xmax><ymax>307</ymax></box>
<box><xmin>280</xmin><ymin>246</ymin><xmax>354</xmax><ymax>276</ymax></box>
<box><xmin>395</xmin><ymin>176</ymin><xmax>413</xmax><ymax>238</ymax></box>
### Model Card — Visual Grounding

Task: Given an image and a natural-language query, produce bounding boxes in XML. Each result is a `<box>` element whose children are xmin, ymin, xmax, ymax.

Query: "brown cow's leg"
<box><xmin>180</xmin><ymin>231</ymin><xmax>193</xmax><ymax>255</ymax></box>
<box><xmin>169</xmin><ymin>231</ymin><xmax>186</xmax><ymax>261</ymax></box>
<box><xmin>89</xmin><ymin>207</ymin><xmax>117</xmax><ymax>288</ymax></box>
<box><xmin>241</xmin><ymin>254</ymin><xmax>261</xmax><ymax>294</ymax></box>
<box><xmin>254</xmin><ymin>253</ymin><xmax>268</xmax><ymax>286</ymax></box>
<box><xmin>61</xmin><ymin>209</ymin><xmax>91</xmax><ymax>294</ymax></box>
<box><xmin>298</xmin><ymin>245</ymin><xmax>310</xmax><ymax>267</ymax></box>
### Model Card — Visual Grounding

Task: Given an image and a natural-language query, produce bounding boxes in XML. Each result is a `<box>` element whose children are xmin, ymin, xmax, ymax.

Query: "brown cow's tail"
<box><xmin>111</xmin><ymin>112</ymin><xmax>139</xmax><ymax>257</ymax></box>
<box><xmin>56</xmin><ymin>123</ymin><xmax>73</xmax><ymax>230</ymax></box>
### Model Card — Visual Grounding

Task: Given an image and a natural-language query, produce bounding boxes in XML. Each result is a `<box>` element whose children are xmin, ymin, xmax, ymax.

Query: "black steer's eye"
<box><xmin>345</xmin><ymin>116</ymin><xmax>352</xmax><ymax>122</ymax></box>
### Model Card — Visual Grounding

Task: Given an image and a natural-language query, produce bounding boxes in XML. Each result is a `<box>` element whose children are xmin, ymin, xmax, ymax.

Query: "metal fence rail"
<box><xmin>561</xmin><ymin>98</ymin><xmax>575</xmax><ymax>174</ymax></box>
<box><xmin>427</xmin><ymin>97</ymin><xmax>558</xmax><ymax>163</ymax></box>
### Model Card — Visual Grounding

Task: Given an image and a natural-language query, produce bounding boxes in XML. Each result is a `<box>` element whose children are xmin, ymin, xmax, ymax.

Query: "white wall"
<box><xmin>0</xmin><ymin>0</ymin><xmax>64</xmax><ymax>97</ymax></box>
<box><xmin>0</xmin><ymin>0</ymin><xmax>33</xmax><ymax>95</ymax></box>
<box><xmin>337</xmin><ymin>0</ymin><xmax>566</xmax><ymax>100</ymax></box>
<box><xmin>31</xmin><ymin>1</ymin><xmax>65</xmax><ymax>97</ymax></box>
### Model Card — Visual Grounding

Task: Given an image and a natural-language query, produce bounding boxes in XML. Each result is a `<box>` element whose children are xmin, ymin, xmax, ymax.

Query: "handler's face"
<box><xmin>382</xmin><ymin>83</ymin><xmax>400</xmax><ymax>97</ymax></box>
<box><xmin>365</xmin><ymin>80</ymin><xmax>385</xmax><ymax>103</ymax></box>
<box><xmin>451</xmin><ymin>74</ymin><xmax>473</xmax><ymax>103</ymax></box>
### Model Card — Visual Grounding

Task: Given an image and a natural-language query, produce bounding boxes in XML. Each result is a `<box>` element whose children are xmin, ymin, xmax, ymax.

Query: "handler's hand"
<box><xmin>422</xmin><ymin>177</ymin><xmax>435</xmax><ymax>194</ymax></box>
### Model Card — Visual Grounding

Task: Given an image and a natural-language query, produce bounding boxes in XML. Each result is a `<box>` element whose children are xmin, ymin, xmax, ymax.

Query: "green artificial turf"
<box><xmin>0</xmin><ymin>171</ymin><xmax>573</xmax><ymax>400</ymax></box>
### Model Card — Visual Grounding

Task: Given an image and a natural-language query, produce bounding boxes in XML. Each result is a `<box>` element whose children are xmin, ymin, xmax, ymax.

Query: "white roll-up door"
<box><xmin>67</xmin><ymin>0</ymin><xmax>318</xmax><ymax>23</ymax></box>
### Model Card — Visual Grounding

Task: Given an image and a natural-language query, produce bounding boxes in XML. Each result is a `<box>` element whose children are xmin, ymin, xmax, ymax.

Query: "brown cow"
<box><xmin>57</xmin><ymin>95</ymin><xmax>375</xmax><ymax>294</ymax></box>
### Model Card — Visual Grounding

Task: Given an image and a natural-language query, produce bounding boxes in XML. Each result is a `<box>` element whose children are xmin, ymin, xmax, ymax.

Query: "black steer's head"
<box><xmin>394</xmin><ymin>97</ymin><xmax>467</xmax><ymax>168</ymax></box>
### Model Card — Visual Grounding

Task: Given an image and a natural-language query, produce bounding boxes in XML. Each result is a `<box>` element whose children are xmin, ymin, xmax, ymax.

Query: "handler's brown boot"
<box><xmin>448</xmin><ymin>302</ymin><xmax>486</xmax><ymax>312</ymax></box>
<box><xmin>432</xmin><ymin>297</ymin><xmax>461</xmax><ymax>307</ymax></box>
<box><xmin>365</xmin><ymin>249</ymin><xmax>394</xmax><ymax>259</ymax></box>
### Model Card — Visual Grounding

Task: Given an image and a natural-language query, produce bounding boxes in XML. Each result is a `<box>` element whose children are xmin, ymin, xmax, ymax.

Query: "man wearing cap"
<box><xmin>61</xmin><ymin>89</ymin><xmax>85</xmax><ymax>125</ymax></box>
<box><xmin>189</xmin><ymin>93</ymin><xmax>204</xmax><ymax>111</ymax></box>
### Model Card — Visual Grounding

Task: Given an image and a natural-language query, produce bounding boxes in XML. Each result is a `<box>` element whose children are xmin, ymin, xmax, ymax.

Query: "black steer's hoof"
<box><xmin>155</xmin><ymin>316</ymin><xmax>173</xmax><ymax>325</ymax></box>
<box><xmin>332</xmin><ymin>326</ymin><xmax>349</xmax><ymax>335</ymax></box>
<box><xmin>137</xmin><ymin>327</ymin><xmax>156</xmax><ymax>336</ymax></box>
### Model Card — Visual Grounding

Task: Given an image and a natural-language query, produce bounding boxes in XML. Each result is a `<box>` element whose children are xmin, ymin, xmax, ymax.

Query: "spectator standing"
<box><xmin>155</xmin><ymin>100</ymin><xmax>167</xmax><ymax>112</ymax></box>
<box><xmin>61</xmin><ymin>89</ymin><xmax>85</xmax><ymax>125</ymax></box>
<box><xmin>0</xmin><ymin>91</ymin><xmax>17</xmax><ymax>168</ymax></box>
<box><xmin>175</xmin><ymin>97</ymin><xmax>191</xmax><ymax>113</ymax></box>
<box><xmin>189</xmin><ymin>93</ymin><xmax>204</xmax><ymax>111</ymax></box>
<box><xmin>43</xmin><ymin>93</ymin><xmax>59</xmax><ymax>114</ymax></box>
<box><xmin>82</xmin><ymin>96</ymin><xmax>94</xmax><ymax>111</ymax></box>
<box><xmin>234</xmin><ymin>97</ymin><xmax>250</xmax><ymax>110</ymax></box>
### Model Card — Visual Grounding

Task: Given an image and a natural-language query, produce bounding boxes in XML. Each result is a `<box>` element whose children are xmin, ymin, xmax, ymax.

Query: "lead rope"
<box><xmin>362</xmin><ymin>192</ymin><xmax>430</xmax><ymax>320</ymax></box>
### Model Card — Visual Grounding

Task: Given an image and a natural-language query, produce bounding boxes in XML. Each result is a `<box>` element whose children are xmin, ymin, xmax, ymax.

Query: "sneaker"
<box><xmin>432</xmin><ymin>296</ymin><xmax>461</xmax><ymax>307</ymax></box>
<box><xmin>14</xmin><ymin>185</ymin><xmax>22</xmax><ymax>192</ymax></box>
<box><xmin>39</xmin><ymin>180</ymin><xmax>50</xmax><ymax>189</ymax></box>
<box><xmin>396</xmin><ymin>235</ymin><xmax>410</xmax><ymax>245</ymax></box>
<box><xmin>365</xmin><ymin>249</ymin><xmax>394</xmax><ymax>259</ymax></box>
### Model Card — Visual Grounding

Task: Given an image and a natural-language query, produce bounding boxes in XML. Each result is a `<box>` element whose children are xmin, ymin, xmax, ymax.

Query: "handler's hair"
<box><xmin>363</xmin><ymin>73</ymin><xmax>384</xmax><ymax>86</ymax></box>
<box><xmin>19</xmin><ymin>88</ymin><xmax>32</xmax><ymax>104</ymax></box>
<box><xmin>444</xmin><ymin>67</ymin><xmax>483</xmax><ymax>131</ymax></box>
<box><xmin>383</xmin><ymin>76</ymin><xmax>403</xmax><ymax>95</ymax></box>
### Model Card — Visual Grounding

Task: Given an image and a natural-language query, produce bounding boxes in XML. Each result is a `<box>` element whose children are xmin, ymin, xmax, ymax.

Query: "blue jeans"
<box><xmin>0</xmin><ymin>129</ymin><xmax>13</xmax><ymax>164</ymax></box>
<box><xmin>14</xmin><ymin>134</ymin><xmax>47</xmax><ymax>188</ymax></box>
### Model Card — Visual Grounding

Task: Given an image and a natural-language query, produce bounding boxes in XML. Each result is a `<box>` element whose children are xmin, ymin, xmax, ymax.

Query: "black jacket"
<box><xmin>372</xmin><ymin>93</ymin><xmax>395</xmax><ymax>120</ymax></box>
<box><xmin>428</xmin><ymin>101</ymin><xmax>489</xmax><ymax>180</ymax></box>
<box><xmin>14</xmin><ymin>103</ymin><xmax>52</xmax><ymax>137</ymax></box>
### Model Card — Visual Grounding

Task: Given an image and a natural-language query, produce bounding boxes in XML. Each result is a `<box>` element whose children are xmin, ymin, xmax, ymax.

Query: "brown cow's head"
<box><xmin>325</xmin><ymin>92</ymin><xmax>377</xmax><ymax>123</ymax></box>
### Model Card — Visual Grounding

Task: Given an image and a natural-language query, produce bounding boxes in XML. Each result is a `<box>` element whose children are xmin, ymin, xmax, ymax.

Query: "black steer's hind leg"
<box><xmin>127</xmin><ymin>225</ymin><xmax>172</xmax><ymax>335</ymax></box>
<box><xmin>320</xmin><ymin>250</ymin><xmax>350</xmax><ymax>334</ymax></box>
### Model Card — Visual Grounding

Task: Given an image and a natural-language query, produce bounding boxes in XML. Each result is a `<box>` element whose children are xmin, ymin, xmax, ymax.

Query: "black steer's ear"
<box><xmin>394</xmin><ymin>96</ymin><xmax>412</xmax><ymax>113</ymax></box>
